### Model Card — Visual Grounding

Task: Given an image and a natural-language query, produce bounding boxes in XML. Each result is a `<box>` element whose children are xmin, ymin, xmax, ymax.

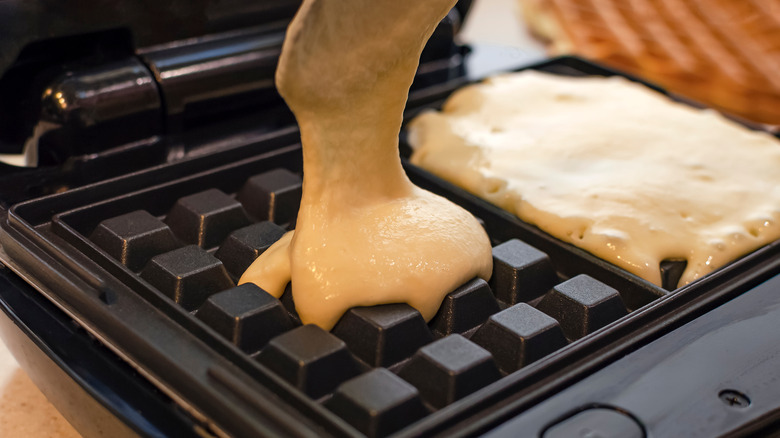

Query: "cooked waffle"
<box><xmin>519</xmin><ymin>0</ymin><xmax>780</xmax><ymax>125</ymax></box>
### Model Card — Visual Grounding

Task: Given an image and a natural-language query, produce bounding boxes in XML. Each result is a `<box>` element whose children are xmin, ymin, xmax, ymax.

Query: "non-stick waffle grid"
<box><xmin>51</xmin><ymin>162</ymin><xmax>644</xmax><ymax>437</ymax></box>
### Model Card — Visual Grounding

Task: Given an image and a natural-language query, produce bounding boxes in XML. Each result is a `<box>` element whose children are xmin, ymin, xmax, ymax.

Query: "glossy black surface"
<box><xmin>542</xmin><ymin>408</ymin><xmax>644</xmax><ymax>438</ymax></box>
<box><xmin>141</xmin><ymin>25</ymin><xmax>287</xmax><ymax>135</ymax></box>
<box><xmin>27</xmin><ymin>57</ymin><xmax>163</xmax><ymax>166</ymax></box>
<box><xmin>0</xmin><ymin>0</ymin><xmax>301</xmax><ymax>77</ymax></box>
<box><xmin>0</xmin><ymin>3</ymin><xmax>467</xmax><ymax>162</ymax></box>
<box><xmin>487</xmin><ymin>273</ymin><xmax>780</xmax><ymax>438</ymax></box>
<box><xmin>0</xmin><ymin>267</ymin><xmax>200</xmax><ymax>437</ymax></box>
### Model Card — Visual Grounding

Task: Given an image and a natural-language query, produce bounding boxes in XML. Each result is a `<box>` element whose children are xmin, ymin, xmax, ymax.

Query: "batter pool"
<box><xmin>408</xmin><ymin>70</ymin><xmax>780</xmax><ymax>288</ymax></box>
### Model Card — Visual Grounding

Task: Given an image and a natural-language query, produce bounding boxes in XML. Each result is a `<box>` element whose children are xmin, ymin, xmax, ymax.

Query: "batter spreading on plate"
<box><xmin>409</xmin><ymin>70</ymin><xmax>780</xmax><ymax>288</ymax></box>
<box><xmin>240</xmin><ymin>0</ymin><xmax>493</xmax><ymax>330</ymax></box>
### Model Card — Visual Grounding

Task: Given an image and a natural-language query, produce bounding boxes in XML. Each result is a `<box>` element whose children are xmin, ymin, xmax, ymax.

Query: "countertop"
<box><xmin>0</xmin><ymin>339</ymin><xmax>81</xmax><ymax>437</ymax></box>
<box><xmin>0</xmin><ymin>1</ymin><xmax>542</xmax><ymax>436</ymax></box>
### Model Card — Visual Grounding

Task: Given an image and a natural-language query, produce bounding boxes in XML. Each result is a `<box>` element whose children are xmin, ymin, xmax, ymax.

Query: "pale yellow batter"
<box><xmin>239</xmin><ymin>0</ymin><xmax>493</xmax><ymax>330</ymax></box>
<box><xmin>409</xmin><ymin>71</ymin><xmax>780</xmax><ymax>288</ymax></box>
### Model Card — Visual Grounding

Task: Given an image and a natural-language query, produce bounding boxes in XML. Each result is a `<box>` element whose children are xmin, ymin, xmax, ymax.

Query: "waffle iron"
<box><xmin>1</xmin><ymin>1</ymin><xmax>780</xmax><ymax>437</ymax></box>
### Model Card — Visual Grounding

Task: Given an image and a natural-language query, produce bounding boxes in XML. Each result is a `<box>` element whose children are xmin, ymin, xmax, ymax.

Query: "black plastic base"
<box><xmin>487</xmin><ymin>273</ymin><xmax>780</xmax><ymax>438</ymax></box>
<box><xmin>0</xmin><ymin>266</ymin><xmax>200</xmax><ymax>438</ymax></box>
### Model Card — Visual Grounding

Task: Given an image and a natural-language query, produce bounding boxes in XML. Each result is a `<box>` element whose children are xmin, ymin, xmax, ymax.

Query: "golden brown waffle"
<box><xmin>519</xmin><ymin>0</ymin><xmax>780</xmax><ymax>125</ymax></box>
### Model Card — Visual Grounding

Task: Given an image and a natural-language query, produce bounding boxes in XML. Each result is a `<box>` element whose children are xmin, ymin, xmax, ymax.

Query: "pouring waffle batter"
<box><xmin>408</xmin><ymin>70</ymin><xmax>780</xmax><ymax>288</ymax></box>
<box><xmin>239</xmin><ymin>0</ymin><xmax>493</xmax><ymax>330</ymax></box>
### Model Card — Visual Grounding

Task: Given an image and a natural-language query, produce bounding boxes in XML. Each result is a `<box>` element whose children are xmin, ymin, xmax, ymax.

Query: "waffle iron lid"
<box><xmin>0</xmin><ymin>0</ymin><xmax>474</xmax><ymax>77</ymax></box>
<box><xmin>0</xmin><ymin>0</ymin><xmax>305</xmax><ymax>76</ymax></box>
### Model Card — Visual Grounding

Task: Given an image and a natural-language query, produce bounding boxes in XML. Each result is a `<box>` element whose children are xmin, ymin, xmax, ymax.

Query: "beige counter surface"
<box><xmin>0</xmin><ymin>1</ymin><xmax>541</xmax><ymax>436</ymax></box>
<box><xmin>0</xmin><ymin>339</ymin><xmax>81</xmax><ymax>437</ymax></box>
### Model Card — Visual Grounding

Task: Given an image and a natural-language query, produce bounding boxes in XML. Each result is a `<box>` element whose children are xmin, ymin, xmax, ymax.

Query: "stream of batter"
<box><xmin>239</xmin><ymin>0</ymin><xmax>493</xmax><ymax>330</ymax></box>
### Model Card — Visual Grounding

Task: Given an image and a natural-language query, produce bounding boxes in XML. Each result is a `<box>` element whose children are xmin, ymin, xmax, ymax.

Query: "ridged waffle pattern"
<box><xmin>80</xmin><ymin>166</ymin><xmax>637</xmax><ymax>437</ymax></box>
<box><xmin>520</xmin><ymin>0</ymin><xmax>780</xmax><ymax>125</ymax></box>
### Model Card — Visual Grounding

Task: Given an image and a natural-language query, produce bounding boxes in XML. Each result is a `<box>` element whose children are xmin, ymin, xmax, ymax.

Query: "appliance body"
<box><xmin>0</xmin><ymin>2</ymin><xmax>779</xmax><ymax>437</ymax></box>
